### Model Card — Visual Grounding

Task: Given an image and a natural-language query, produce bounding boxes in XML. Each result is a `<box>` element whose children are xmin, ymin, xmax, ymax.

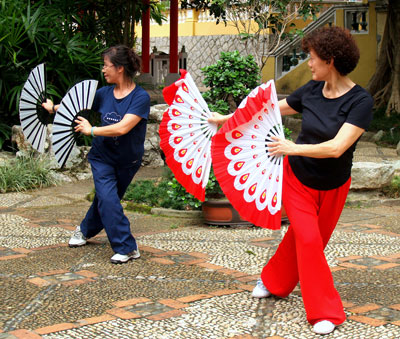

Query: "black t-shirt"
<box><xmin>286</xmin><ymin>80</ymin><xmax>373</xmax><ymax>190</ymax></box>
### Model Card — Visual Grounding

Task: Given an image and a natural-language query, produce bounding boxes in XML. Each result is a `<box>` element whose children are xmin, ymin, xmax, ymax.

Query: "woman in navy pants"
<box><xmin>44</xmin><ymin>45</ymin><xmax>150</xmax><ymax>264</ymax></box>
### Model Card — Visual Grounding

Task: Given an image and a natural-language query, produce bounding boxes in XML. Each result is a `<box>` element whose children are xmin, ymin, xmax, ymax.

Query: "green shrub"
<box><xmin>123</xmin><ymin>166</ymin><xmax>223</xmax><ymax>211</ymax></box>
<box><xmin>164</xmin><ymin>177</ymin><xmax>203</xmax><ymax>210</ymax></box>
<box><xmin>284</xmin><ymin>126</ymin><xmax>293</xmax><ymax>141</ymax></box>
<box><xmin>123</xmin><ymin>176</ymin><xmax>202</xmax><ymax>211</ymax></box>
<box><xmin>124</xmin><ymin>179</ymin><xmax>170</xmax><ymax>207</ymax></box>
<box><xmin>0</xmin><ymin>155</ymin><xmax>57</xmax><ymax>193</ymax></box>
<box><xmin>201</xmin><ymin>51</ymin><xmax>260</xmax><ymax>114</ymax></box>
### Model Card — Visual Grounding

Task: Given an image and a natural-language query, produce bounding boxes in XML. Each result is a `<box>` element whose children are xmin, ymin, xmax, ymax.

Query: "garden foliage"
<box><xmin>0</xmin><ymin>0</ymin><xmax>105</xmax><ymax>149</ymax></box>
<box><xmin>0</xmin><ymin>0</ymin><xmax>166</xmax><ymax>151</ymax></box>
<box><xmin>123</xmin><ymin>169</ymin><xmax>224</xmax><ymax>211</ymax></box>
<box><xmin>0</xmin><ymin>154</ymin><xmax>57</xmax><ymax>193</ymax></box>
<box><xmin>201</xmin><ymin>51</ymin><xmax>260</xmax><ymax>114</ymax></box>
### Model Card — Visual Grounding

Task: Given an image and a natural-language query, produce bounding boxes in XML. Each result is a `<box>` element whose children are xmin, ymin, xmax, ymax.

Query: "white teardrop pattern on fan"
<box><xmin>19</xmin><ymin>63</ymin><xmax>47</xmax><ymax>153</ymax></box>
<box><xmin>223</xmin><ymin>89</ymin><xmax>284</xmax><ymax>215</ymax></box>
<box><xmin>52</xmin><ymin>80</ymin><xmax>98</xmax><ymax>167</ymax></box>
<box><xmin>166</xmin><ymin>80</ymin><xmax>217</xmax><ymax>188</ymax></box>
<box><xmin>239</xmin><ymin>81</ymin><xmax>284</xmax><ymax>137</ymax></box>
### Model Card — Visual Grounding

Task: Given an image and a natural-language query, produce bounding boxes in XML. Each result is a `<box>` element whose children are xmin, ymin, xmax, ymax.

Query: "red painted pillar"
<box><xmin>169</xmin><ymin>0</ymin><xmax>179</xmax><ymax>74</ymax></box>
<box><xmin>141</xmin><ymin>0</ymin><xmax>150</xmax><ymax>73</ymax></box>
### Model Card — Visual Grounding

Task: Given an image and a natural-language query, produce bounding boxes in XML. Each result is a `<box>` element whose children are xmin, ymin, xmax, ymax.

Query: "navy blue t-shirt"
<box><xmin>286</xmin><ymin>80</ymin><xmax>373</xmax><ymax>190</ymax></box>
<box><xmin>89</xmin><ymin>85</ymin><xmax>150</xmax><ymax>167</ymax></box>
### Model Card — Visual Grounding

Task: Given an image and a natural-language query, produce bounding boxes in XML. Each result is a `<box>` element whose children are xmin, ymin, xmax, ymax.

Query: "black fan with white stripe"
<box><xmin>52</xmin><ymin>80</ymin><xmax>98</xmax><ymax>167</ymax></box>
<box><xmin>19</xmin><ymin>63</ymin><xmax>49</xmax><ymax>153</ymax></box>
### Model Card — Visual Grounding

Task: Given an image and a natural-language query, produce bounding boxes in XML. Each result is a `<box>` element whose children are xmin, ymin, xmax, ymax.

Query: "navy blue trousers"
<box><xmin>80</xmin><ymin>157</ymin><xmax>141</xmax><ymax>254</ymax></box>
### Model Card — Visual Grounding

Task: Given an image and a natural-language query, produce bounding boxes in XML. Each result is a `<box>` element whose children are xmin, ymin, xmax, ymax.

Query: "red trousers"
<box><xmin>261</xmin><ymin>157</ymin><xmax>351</xmax><ymax>325</ymax></box>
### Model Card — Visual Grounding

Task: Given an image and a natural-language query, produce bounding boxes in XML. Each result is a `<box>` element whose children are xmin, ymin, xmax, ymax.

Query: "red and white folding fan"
<box><xmin>211</xmin><ymin>80</ymin><xmax>284</xmax><ymax>229</ymax></box>
<box><xmin>52</xmin><ymin>80</ymin><xmax>98</xmax><ymax>167</ymax></box>
<box><xmin>19</xmin><ymin>63</ymin><xmax>48</xmax><ymax>153</ymax></box>
<box><xmin>159</xmin><ymin>70</ymin><xmax>218</xmax><ymax>201</ymax></box>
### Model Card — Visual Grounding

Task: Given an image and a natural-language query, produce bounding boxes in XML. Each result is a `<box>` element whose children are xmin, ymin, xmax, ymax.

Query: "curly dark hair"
<box><xmin>102</xmin><ymin>45</ymin><xmax>141</xmax><ymax>79</ymax></box>
<box><xmin>302</xmin><ymin>26</ymin><xmax>360</xmax><ymax>76</ymax></box>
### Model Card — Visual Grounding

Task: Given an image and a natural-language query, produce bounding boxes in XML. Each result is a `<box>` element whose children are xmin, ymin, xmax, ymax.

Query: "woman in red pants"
<box><xmin>209</xmin><ymin>26</ymin><xmax>373</xmax><ymax>334</ymax></box>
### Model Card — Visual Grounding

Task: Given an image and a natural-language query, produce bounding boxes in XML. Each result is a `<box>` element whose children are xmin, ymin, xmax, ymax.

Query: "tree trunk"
<box><xmin>366</xmin><ymin>0</ymin><xmax>400</xmax><ymax>115</ymax></box>
<box><xmin>386</xmin><ymin>40</ymin><xmax>400</xmax><ymax>114</ymax></box>
<box><xmin>132</xmin><ymin>1</ymin><xmax>136</xmax><ymax>47</ymax></box>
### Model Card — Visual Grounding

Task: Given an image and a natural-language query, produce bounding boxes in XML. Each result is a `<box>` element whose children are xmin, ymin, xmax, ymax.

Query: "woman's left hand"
<box><xmin>74</xmin><ymin>116</ymin><xmax>92</xmax><ymax>136</ymax></box>
<box><xmin>267</xmin><ymin>136</ymin><xmax>297</xmax><ymax>157</ymax></box>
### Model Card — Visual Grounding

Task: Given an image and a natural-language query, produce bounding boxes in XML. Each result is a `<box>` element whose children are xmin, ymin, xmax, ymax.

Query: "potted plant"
<box><xmin>201</xmin><ymin>125</ymin><xmax>292</xmax><ymax>225</ymax></box>
<box><xmin>200</xmin><ymin>51</ymin><xmax>292</xmax><ymax>225</ymax></box>
<box><xmin>129</xmin><ymin>52</ymin><xmax>290</xmax><ymax>225</ymax></box>
<box><xmin>198</xmin><ymin>51</ymin><xmax>259</xmax><ymax>224</ymax></box>
<box><xmin>201</xmin><ymin>170</ymin><xmax>252</xmax><ymax>225</ymax></box>
<box><xmin>201</xmin><ymin>50</ymin><xmax>261</xmax><ymax>115</ymax></box>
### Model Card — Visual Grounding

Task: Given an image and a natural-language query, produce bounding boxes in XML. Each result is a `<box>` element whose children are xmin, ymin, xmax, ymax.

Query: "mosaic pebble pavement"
<box><xmin>0</xmin><ymin>179</ymin><xmax>399</xmax><ymax>339</ymax></box>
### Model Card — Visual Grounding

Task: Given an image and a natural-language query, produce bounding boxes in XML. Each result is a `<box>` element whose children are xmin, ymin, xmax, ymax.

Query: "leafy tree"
<box><xmin>72</xmin><ymin>0</ymin><xmax>166</xmax><ymax>47</ymax></box>
<box><xmin>367</xmin><ymin>0</ymin><xmax>400</xmax><ymax>115</ymax></box>
<box><xmin>0</xmin><ymin>0</ymin><xmax>104</xmax><ymax>149</ymax></box>
<box><xmin>181</xmin><ymin>0</ymin><xmax>321</xmax><ymax>70</ymax></box>
<box><xmin>0</xmin><ymin>0</ymin><xmax>166</xmax><ymax>150</ymax></box>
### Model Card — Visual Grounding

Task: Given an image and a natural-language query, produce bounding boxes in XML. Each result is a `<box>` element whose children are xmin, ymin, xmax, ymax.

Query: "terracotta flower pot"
<box><xmin>202</xmin><ymin>199</ymin><xmax>288</xmax><ymax>226</ymax></box>
<box><xmin>202</xmin><ymin>199</ymin><xmax>251</xmax><ymax>226</ymax></box>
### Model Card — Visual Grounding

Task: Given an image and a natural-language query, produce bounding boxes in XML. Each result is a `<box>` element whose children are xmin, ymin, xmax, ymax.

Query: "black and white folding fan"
<box><xmin>52</xmin><ymin>79</ymin><xmax>98</xmax><ymax>167</ymax></box>
<box><xmin>19</xmin><ymin>63</ymin><xmax>49</xmax><ymax>153</ymax></box>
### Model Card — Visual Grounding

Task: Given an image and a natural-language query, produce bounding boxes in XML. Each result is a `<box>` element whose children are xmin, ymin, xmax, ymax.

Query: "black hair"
<box><xmin>102</xmin><ymin>45</ymin><xmax>141</xmax><ymax>79</ymax></box>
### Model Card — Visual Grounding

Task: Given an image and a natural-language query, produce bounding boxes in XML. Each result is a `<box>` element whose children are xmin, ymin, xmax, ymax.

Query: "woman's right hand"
<box><xmin>42</xmin><ymin>99</ymin><xmax>58</xmax><ymax>114</ymax></box>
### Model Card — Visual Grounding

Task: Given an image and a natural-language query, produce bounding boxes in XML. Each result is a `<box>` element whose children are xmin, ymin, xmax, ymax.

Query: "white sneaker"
<box><xmin>252</xmin><ymin>279</ymin><xmax>271</xmax><ymax>298</ymax></box>
<box><xmin>110</xmin><ymin>249</ymin><xmax>141</xmax><ymax>264</ymax></box>
<box><xmin>313</xmin><ymin>320</ymin><xmax>335</xmax><ymax>335</ymax></box>
<box><xmin>68</xmin><ymin>226</ymin><xmax>87</xmax><ymax>247</ymax></box>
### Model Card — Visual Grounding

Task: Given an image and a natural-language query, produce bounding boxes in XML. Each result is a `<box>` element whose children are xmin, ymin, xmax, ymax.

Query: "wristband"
<box><xmin>91</xmin><ymin>126</ymin><xmax>96</xmax><ymax>137</ymax></box>
<box><xmin>52</xmin><ymin>105</ymin><xmax>56</xmax><ymax>113</ymax></box>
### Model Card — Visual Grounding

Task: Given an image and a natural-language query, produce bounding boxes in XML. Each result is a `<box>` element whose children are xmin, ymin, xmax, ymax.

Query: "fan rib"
<box><xmin>211</xmin><ymin>80</ymin><xmax>283</xmax><ymax>229</ymax></box>
<box><xmin>31</xmin><ymin>69</ymin><xmax>45</xmax><ymax>101</ymax></box>
<box><xmin>20</xmin><ymin>110</ymin><xmax>37</xmax><ymax>120</ymax></box>
<box><xmin>23</xmin><ymin>117</ymin><xmax>41</xmax><ymax>134</ymax></box>
<box><xmin>51</xmin><ymin>79</ymin><xmax>98</xmax><ymax>167</ymax></box>
<box><xmin>159</xmin><ymin>71</ymin><xmax>216</xmax><ymax>201</ymax></box>
<box><xmin>22</xmin><ymin>84</ymin><xmax>41</xmax><ymax>103</ymax></box>
<box><xmin>52</xmin><ymin>130</ymin><xmax>74</xmax><ymax>143</ymax></box>
<box><xmin>20</xmin><ymin>97</ymin><xmax>39</xmax><ymax>107</ymax></box>
<box><xmin>57</xmin><ymin>140</ymin><xmax>75</xmax><ymax>168</ymax></box>
<box><xmin>26</xmin><ymin>121</ymin><xmax>43</xmax><ymax>140</ymax></box>
<box><xmin>18</xmin><ymin>64</ymin><xmax>47</xmax><ymax>153</ymax></box>
<box><xmin>53</xmin><ymin>122</ymin><xmax>74</xmax><ymax>130</ymax></box>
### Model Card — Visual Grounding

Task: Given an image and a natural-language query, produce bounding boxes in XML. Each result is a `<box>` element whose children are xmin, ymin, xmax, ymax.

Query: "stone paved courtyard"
<box><xmin>0</xmin><ymin>166</ymin><xmax>400</xmax><ymax>339</ymax></box>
